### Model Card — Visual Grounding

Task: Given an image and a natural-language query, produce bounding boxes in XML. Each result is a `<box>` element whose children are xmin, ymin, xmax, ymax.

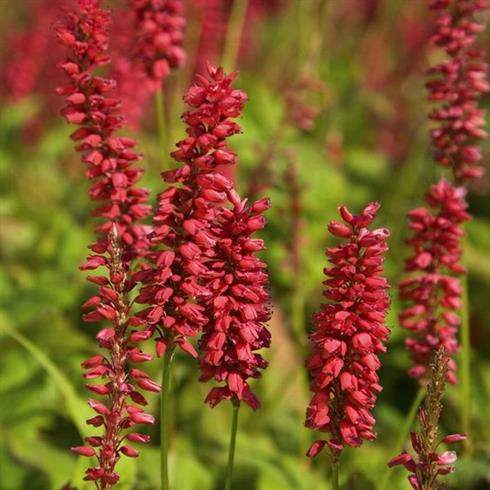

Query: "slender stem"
<box><xmin>380</xmin><ymin>386</ymin><xmax>425</xmax><ymax>489</ymax></box>
<box><xmin>161</xmin><ymin>345</ymin><xmax>176</xmax><ymax>490</ymax></box>
<box><xmin>155</xmin><ymin>89</ymin><xmax>167</xmax><ymax>170</ymax></box>
<box><xmin>224</xmin><ymin>401</ymin><xmax>241</xmax><ymax>490</ymax></box>
<box><xmin>292</xmin><ymin>284</ymin><xmax>305</xmax><ymax>345</ymax></box>
<box><xmin>221</xmin><ymin>0</ymin><xmax>249</xmax><ymax>71</ymax></box>
<box><xmin>331</xmin><ymin>460</ymin><xmax>339</xmax><ymax>490</ymax></box>
<box><xmin>461</xmin><ymin>273</ymin><xmax>472</xmax><ymax>455</ymax></box>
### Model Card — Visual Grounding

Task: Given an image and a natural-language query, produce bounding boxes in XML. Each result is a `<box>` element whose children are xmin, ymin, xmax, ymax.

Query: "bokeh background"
<box><xmin>1</xmin><ymin>1</ymin><xmax>490</xmax><ymax>489</ymax></box>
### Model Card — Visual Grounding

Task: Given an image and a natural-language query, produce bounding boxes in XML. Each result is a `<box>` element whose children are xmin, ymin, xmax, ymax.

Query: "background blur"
<box><xmin>1</xmin><ymin>1</ymin><xmax>490</xmax><ymax>489</ymax></box>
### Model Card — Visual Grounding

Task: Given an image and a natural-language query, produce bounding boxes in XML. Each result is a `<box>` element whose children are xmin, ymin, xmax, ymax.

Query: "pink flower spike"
<box><xmin>56</xmin><ymin>1</ymin><xmax>156</xmax><ymax>484</ymax></box>
<box><xmin>136</xmin><ymin>65</ymin><xmax>249</xmax><ymax>373</ymax></box>
<box><xmin>427</xmin><ymin>0</ymin><xmax>490</xmax><ymax>182</ymax></box>
<box><xmin>305</xmin><ymin>203</ymin><xmax>390</xmax><ymax>458</ymax></box>
<box><xmin>199</xmin><ymin>196</ymin><xmax>271</xmax><ymax>409</ymax></box>
<box><xmin>388</xmin><ymin>349</ymin><xmax>463</xmax><ymax>488</ymax></box>
<box><xmin>400</xmin><ymin>179</ymin><xmax>470</xmax><ymax>384</ymax></box>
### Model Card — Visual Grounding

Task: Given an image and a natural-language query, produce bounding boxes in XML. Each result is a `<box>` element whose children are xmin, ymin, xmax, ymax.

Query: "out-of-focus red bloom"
<box><xmin>109</xmin><ymin>8</ymin><xmax>153</xmax><ymax>129</ymax></box>
<box><xmin>399</xmin><ymin>179</ymin><xmax>470</xmax><ymax>385</ymax></box>
<box><xmin>305</xmin><ymin>203</ymin><xmax>390</xmax><ymax>458</ymax></box>
<box><xmin>2</xmin><ymin>0</ymin><xmax>63</xmax><ymax>102</ymax></box>
<box><xmin>130</xmin><ymin>0</ymin><xmax>186</xmax><ymax>91</ymax></box>
<box><xmin>109</xmin><ymin>0</ymin><xmax>186</xmax><ymax>128</ymax></box>
<box><xmin>284</xmin><ymin>78</ymin><xmax>327</xmax><ymax>131</ymax></box>
<box><xmin>56</xmin><ymin>0</ymin><xmax>153</xmax><ymax>486</ymax></box>
<box><xmin>427</xmin><ymin>0</ymin><xmax>490</xmax><ymax>182</ymax></box>
<box><xmin>0</xmin><ymin>0</ymin><xmax>66</xmax><ymax>140</ymax></box>
<box><xmin>357</xmin><ymin>3</ymin><xmax>431</xmax><ymax>164</ymax></box>
<box><xmin>199</xmin><ymin>192</ymin><xmax>271</xmax><ymax>410</ymax></box>
<box><xmin>135</xmin><ymin>65</ymin><xmax>247</xmax><ymax>358</ymax></box>
<box><xmin>337</xmin><ymin>0</ymin><xmax>381</xmax><ymax>26</ymax></box>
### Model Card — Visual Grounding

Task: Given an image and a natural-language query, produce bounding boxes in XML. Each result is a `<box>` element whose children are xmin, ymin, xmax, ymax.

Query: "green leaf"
<box><xmin>0</xmin><ymin>312</ymin><xmax>137</xmax><ymax>489</ymax></box>
<box><xmin>0</xmin><ymin>311</ymin><xmax>89</xmax><ymax>437</ymax></box>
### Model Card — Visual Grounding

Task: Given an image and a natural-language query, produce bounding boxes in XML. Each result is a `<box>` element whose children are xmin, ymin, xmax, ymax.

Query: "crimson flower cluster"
<box><xmin>135</xmin><ymin>65</ymin><xmax>248</xmax><ymax>359</ymax></box>
<box><xmin>199</xmin><ymin>192</ymin><xmax>272</xmax><ymax>409</ymax></box>
<box><xmin>399</xmin><ymin>179</ymin><xmax>470</xmax><ymax>385</ymax></box>
<box><xmin>3</xmin><ymin>0</ymin><xmax>61</xmax><ymax>102</ymax></box>
<box><xmin>57</xmin><ymin>0</ymin><xmax>151</xmax><ymax>256</ymax></box>
<box><xmin>305</xmin><ymin>203</ymin><xmax>390</xmax><ymax>459</ymax></box>
<box><xmin>130</xmin><ymin>0</ymin><xmax>186</xmax><ymax>91</ymax></box>
<box><xmin>56</xmin><ymin>0</ymin><xmax>155</xmax><ymax>486</ymax></box>
<box><xmin>426</xmin><ymin>0</ymin><xmax>490</xmax><ymax>182</ymax></box>
<box><xmin>1</xmin><ymin>0</ymin><xmax>66</xmax><ymax>140</ymax></box>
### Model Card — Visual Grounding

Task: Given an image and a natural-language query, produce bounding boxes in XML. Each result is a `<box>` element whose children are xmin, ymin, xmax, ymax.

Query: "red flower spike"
<box><xmin>129</xmin><ymin>0</ymin><xmax>186</xmax><ymax>91</ymax></box>
<box><xmin>109</xmin><ymin>0</ymin><xmax>186</xmax><ymax>128</ymax></box>
<box><xmin>305</xmin><ymin>202</ymin><xmax>390</xmax><ymax>458</ymax></box>
<box><xmin>427</xmin><ymin>0</ymin><xmax>490</xmax><ymax>182</ymax></box>
<box><xmin>389</xmin><ymin>349</ymin><xmax>464</xmax><ymax>487</ymax></box>
<box><xmin>198</xmin><ymin>197</ymin><xmax>272</xmax><ymax>409</ymax></box>
<box><xmin>1</xmin><ymin>0</ymin><xmax>66</xmax><ymax>142</ymax></box>
<box><xmin>400</xmin><ymin>179</ymin><xmax>470</xmax><ymax>384</ymax></box>
<box><xmin>56</xmin><ymin>1</ymin><xmax>155</xmax><ymax>486</ymax></box>
<box><xmin>57</xmin><ymin>0</ymin><xmax>151</xmax><ymax>259</ymax></box>
<box><xmin>136</xmin><ymin>65</ymin><xmax>247</xmax><ymax>356</ymax></box>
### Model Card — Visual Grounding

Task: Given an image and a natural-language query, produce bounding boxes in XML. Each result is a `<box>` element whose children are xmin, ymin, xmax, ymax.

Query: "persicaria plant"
<box><xmin>5</xmin><ymin>0</ymin><xmax>486</xmax><ymax>488</ymax></box>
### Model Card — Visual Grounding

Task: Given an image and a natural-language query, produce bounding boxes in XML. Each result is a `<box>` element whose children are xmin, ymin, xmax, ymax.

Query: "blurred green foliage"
<box><xmin>1</xmin><ymin>1</ymin><xmax>490</xmax><ymax>489</ymax></box>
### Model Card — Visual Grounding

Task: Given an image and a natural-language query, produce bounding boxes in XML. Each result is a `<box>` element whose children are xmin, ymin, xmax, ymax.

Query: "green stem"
<box><xmin>155</xmin><ymin>89</ymin><xmax>167</xmax><ymax>170</ymax></box>
<box><xmin>461</xmin><ymin>273</ymin><xmax>472</xmax><ymax>455</ymax></box>
<box><xmin>380</xmin><ymin>386</ymin><xmax>425</xmax><ymax>490</ymax></box>
<box><xmin>331</xmin><ymin>460</ymin><xmax>339</xmax><ymax>490</ymax></box>
<box><xmin>224</xmin><ymin>401</ymin><xmax>240</xmax><ymax>490</ymax></box>
<box><xmin>221</xmin><ymin>0</ymin><xmax>249</xmax><ymax>71</ymax></box>
<box><xmin>161</xmin><ymin>345</ymin><xmax>176</xmax><ymax>490</ymax></box>
<box><xmin>292</xmin><ymin>285</ymin><xmax>305</xmax><ymax>345</ymax></box>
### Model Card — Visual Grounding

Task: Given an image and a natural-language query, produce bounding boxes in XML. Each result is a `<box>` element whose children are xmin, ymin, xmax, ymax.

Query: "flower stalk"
<box><xmin>460</xmin><ymin>273</ymin><xmax>471</xmax><ymax>453</ymax></box>
<box><xmin>224</xmin><ymin>401</ymin><xmax>241</xmax><ymax>490</ymax></box>
<box><xmin>221</xmin><ymin>0</ymin><xmax>249</xmax><ymax>71</ymax></box>
<box><xmin>155</xmin><ymin>88</ymin><xmax>168</xmax><ymax>169</ymax></box>
<box><xmin>160</xmin><ymin>345</ymin><xmax>176</xmax><ymax>490</ymax></box>
<box><xmin>331</xmin><ymin>460</ymin><xmax>339</xmax><ymax>490</ymax></box>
